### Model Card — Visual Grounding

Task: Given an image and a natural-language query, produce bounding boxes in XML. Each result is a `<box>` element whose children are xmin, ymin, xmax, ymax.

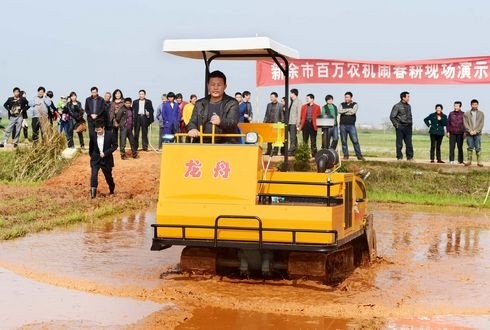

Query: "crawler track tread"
<box><xmin>180</xmin><ymin>247</ymin><xmax>217</xmax><ymax>274</ymax></box>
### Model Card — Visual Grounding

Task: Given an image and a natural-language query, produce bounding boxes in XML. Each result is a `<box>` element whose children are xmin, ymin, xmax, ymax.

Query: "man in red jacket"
<box><xmin>300</xmin><ymin>93</ymin><xmax>321</xmax><ymax>157</ymax></box>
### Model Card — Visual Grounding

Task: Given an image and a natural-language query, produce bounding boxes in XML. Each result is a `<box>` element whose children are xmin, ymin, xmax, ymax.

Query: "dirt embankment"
<box><xmin>0</xmin><ymin>151</ymin><xmax>162</xmax><ymax>239</ymax></box>
<box><xmin>45</xmin><ymin>151</ymin><xmax>161</xmax><ymax>199</ymax></box>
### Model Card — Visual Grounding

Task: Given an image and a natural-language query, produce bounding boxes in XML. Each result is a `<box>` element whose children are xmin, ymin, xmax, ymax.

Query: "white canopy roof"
<box><xmin>162</xmin><ymin>37</ymin><xmax>299</xmax><ymax>60</ymax></box>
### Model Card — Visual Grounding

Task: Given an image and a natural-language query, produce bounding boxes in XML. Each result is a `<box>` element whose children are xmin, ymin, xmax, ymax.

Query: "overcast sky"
<box><xmin>1</xmin><ymin>0</ymin><xmax>488</xmax><ymax>131</ymax></box>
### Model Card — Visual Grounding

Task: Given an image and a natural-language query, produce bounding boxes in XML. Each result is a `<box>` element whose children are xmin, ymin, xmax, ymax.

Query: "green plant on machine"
<box><xmin>293</xmin><ymin>142</ymin><xmax>311</xmax><ymax>171</ymax></box>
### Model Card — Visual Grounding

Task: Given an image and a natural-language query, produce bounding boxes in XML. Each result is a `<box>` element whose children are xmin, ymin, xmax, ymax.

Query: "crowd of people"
<box><xmin>390</xmin><ymin>94</ymin><xmax>485</xmax><ymax>166</ymax></box>
<box><xmin>1</xmin><ymin>70</ymin><xmax>485</xmax><ymax>201</ymax></box>
<box><xmin>1</xmin><ymin>74</ymin><xmax>486</xmax><ymax>170</ymax></box>
<box><xmin>255</xmin><ymin>89</ymin><xmax>485</xmax><ymax>166</ymax></box>
<box><xmin>256</xmin><ymin>89</ymin><xmax>367</xmax><ymax>160</ymax></box>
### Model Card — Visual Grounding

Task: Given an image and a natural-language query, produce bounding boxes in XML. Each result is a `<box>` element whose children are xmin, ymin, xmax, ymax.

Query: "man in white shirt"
<box><xmin>89</xmin><ymin>120</ymin><xmax>118</xmax><ymax>198</ymax></box>
<box><xmin>132</xmin><ymin>89</ymin><xmax>154</xmax><ymax>151</ymax></box>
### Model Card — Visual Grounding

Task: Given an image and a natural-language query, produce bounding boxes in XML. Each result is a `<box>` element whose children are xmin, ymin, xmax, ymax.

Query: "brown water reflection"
<box><xmin>176</xmin><ymin>307</ymin><xmax>354</xmax><ymax>330</ymax></box>
<box><xmin>0</xmin><ymin>212</ymin><xmax>182</xmax><ymax>287</ymax></box>
<box><xmin>371</xmin><ymin>207</ymin><xmax>490</xmax><ymax>310</ymax></box>
<box><xmin>0</xmin><ymin>206</ymin><xmax>489</xmax><ymax>328</ymax></box>
<box><xmin>386</xmin><ymin>315</ymin><xmax>490</xmax><ymax>329</ymax></box>
<box><xmin>0</xmin><ymin>267</ymin><xmax>167</xmax><ymax>329</ymax></box>
<box><xmin>177</xmin><ymin>307</ymin><xmax>490</xmax><ymax>330</ymax></box>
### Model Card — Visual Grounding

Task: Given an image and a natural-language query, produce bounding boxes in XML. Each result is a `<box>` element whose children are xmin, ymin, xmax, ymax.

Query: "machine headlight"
<box><xmin>162</xmin><ymin>134</ymin><xmax>175</xmax><ymax>143</ymax></box>
<box><xmin>245</xmin><ymin>132</ymin><xmax>258</xmax><ymax>144</ymax></box>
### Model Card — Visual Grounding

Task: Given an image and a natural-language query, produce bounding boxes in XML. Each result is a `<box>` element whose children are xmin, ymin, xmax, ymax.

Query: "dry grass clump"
<box><xmin>13</xmin><ymin>114</ymin><xmax>70</xmax><ymax>182</ymax></box>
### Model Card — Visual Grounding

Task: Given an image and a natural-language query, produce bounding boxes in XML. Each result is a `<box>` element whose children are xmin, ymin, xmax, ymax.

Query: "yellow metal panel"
<box><xmin>331</xmin><ymin>205</ymin><xmax>345</xmax><ymax>239</ymax></box>
<box><xmin>157</xmin><ymin>144</ymin><xmax>262</xmax><ymax>206</ymax></box>
<box><xmin>156</xmin><ymin>203</ymin><xmax>341</xmax><ymax>245</ymax></box>
<box><xmin>155</xmin><ymin>143</ymin><xmax>365</xmax><ymax>246</ymax></box>
<box><xmin>259</xmin><ymin>170</ymin><xmax>350</xmax><ymax>198</ymax></box>
<box><xmin>238</xmin><ymin>123</ymin><xmax>285</xmax><ymax>143</ymax></box>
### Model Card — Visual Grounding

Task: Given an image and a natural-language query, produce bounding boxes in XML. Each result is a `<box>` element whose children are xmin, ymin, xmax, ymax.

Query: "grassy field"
<box><xmin>0</xmin><ymin>191</ymin><xmax>127</xmax><ymax>240</ymax></box>
<box><xmin>351</xmin><ymin>161</ymin><xmax>489</xmax><ymax>208</ymax></box>
<box><xmin>357</xmin><ymin>129</ymin><xmax>489</xmax><ymax>162</ymax></box>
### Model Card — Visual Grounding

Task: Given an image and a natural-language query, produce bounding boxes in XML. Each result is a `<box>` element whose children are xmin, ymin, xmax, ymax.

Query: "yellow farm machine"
<box><xmin>151</xmin><ymin>37</ymin><xmax>376</xmax><ymax>282</ymax></box>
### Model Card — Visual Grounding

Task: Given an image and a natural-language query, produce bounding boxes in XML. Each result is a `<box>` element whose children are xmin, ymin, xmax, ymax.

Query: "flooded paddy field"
<box><xmin>0</xmin><ymin>205</ymin><xmax>489</xmax><ymax>329</ymax></box>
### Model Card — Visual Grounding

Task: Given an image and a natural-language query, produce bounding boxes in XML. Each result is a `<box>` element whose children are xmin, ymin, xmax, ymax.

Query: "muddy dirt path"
<box><xmin>0</xmin><ymin>205</ymin><xmax>489</xmax><ymax>329</ymax></box>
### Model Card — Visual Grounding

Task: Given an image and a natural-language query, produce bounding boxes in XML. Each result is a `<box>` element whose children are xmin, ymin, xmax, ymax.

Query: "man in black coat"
<box><xmin>132</xmin><ymin>89</ymin><xmax>154</xmax><ymax>151</ymax></box>
<box><xmin>89</xmin><ymin>120</ymin><xmax>118</xmax><ymax>198</ymax></box>
<box><xmin>187</xmin><ymin>70</ymin><xmax>240</xmax><ymax>144</ymax></box>
<box><xmin>85</xmin><ymin>86</ymin><xmax>106</xmax><ymax>136</ymax></box>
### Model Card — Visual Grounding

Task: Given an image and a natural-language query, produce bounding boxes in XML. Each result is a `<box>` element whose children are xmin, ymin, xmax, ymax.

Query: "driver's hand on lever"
<box><xmin>210</xmin><ymin>112</ymin><xmax>220</xmax><ymax>126</ymax></box>
<box><xmin>188</xmin><ymin>129</ymin><xmax>199</xmax><ymax>138</ymax></box>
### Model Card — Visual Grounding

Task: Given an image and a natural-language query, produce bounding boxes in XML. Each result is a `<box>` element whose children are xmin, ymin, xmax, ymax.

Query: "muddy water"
<box><xmin>0</xmin><ymin>267</ymin><xmax>168</xmax><ymax>329</ymax></box>
<box><xmin>371</xmin><ymin>207</ymin><xmax>490</xmax><ymax>311</ymax></box>
<box><xmin>368</xmin><ymin>206</ymin><xmax>490</xmax><ymax>329</ymax></box>
<box><xmin>176</xmin><ymin>307</ymin><xmax>353</xmax><ymax>330</ymax></box>
<box><xmin>178</xmin><ymin>308</ymin><xmax>490</xmax><ymax>330</ymax></box>
<box><xmin>0</xmin><ymin>206</ymin><xmax>489</xmax><ymax>329</ymax></box>
<box><xmin>0</xmin><ymin>212</ymin><xmax>182</xmax><ymax>287</ymax></box>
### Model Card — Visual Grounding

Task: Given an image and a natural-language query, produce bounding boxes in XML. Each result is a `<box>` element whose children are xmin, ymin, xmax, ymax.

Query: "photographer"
<box><xmin>1</xmin><ymin>87</ymin><xmax>29</xmax><ymax>148</ymax></box>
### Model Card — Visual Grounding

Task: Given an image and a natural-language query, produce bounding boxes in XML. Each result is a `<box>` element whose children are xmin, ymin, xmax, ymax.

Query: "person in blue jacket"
<box><xmin>161</xmin><ymin>92</ymin><xmax>181</xmax><ymax>136</ymax></box>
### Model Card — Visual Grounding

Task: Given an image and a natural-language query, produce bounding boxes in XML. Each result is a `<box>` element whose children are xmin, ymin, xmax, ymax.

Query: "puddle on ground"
<box><xmin>177</xmin><ymin>307</ymin><xmax>490</xmax><ymax>330</ymax></box>
<box><xmin>386</xmin><ymin>315</ymin><xmax>490</xmax><ymax>329</ymax></box>
<box><xmin>371</xmin><ymin>208</ymin><xmax>490</xmax><ymax>310</ymax></box>
<box><xmin>176</xmin><ymin>307</ymin><xmax>354</xmax><ymax>330</ymax></box>
<box><xmin>0</xmin><ymin>206</ymin><xmax>489</xmax><ymax>328</ymax></box>
<box><xmin>0</xmin><ymin>267</ymin><xmax>169</xmax><ymax>329</ymax></box>
<box><xmin>0</xmin><ymin>212</ymin><xmax>182</xmax><ymax>287</ymax></box>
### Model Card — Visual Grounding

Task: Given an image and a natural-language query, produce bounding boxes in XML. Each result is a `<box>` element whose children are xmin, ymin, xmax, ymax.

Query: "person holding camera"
<box><xmin>1</xmin><ymin>87</ymin><xmax>29</xmax><ymax>148</ymax></box>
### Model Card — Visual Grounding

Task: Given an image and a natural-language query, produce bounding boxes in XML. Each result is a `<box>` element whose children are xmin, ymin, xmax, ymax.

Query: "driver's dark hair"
<box><xmin>400</xmin><ymin>91</ymin><xmax>409</xmax><ymax>100</ymax></box>
<box><xmin>208</xmin><ymin>70</ymin><xmax>227</xmax><ymax>84</ymax></box>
